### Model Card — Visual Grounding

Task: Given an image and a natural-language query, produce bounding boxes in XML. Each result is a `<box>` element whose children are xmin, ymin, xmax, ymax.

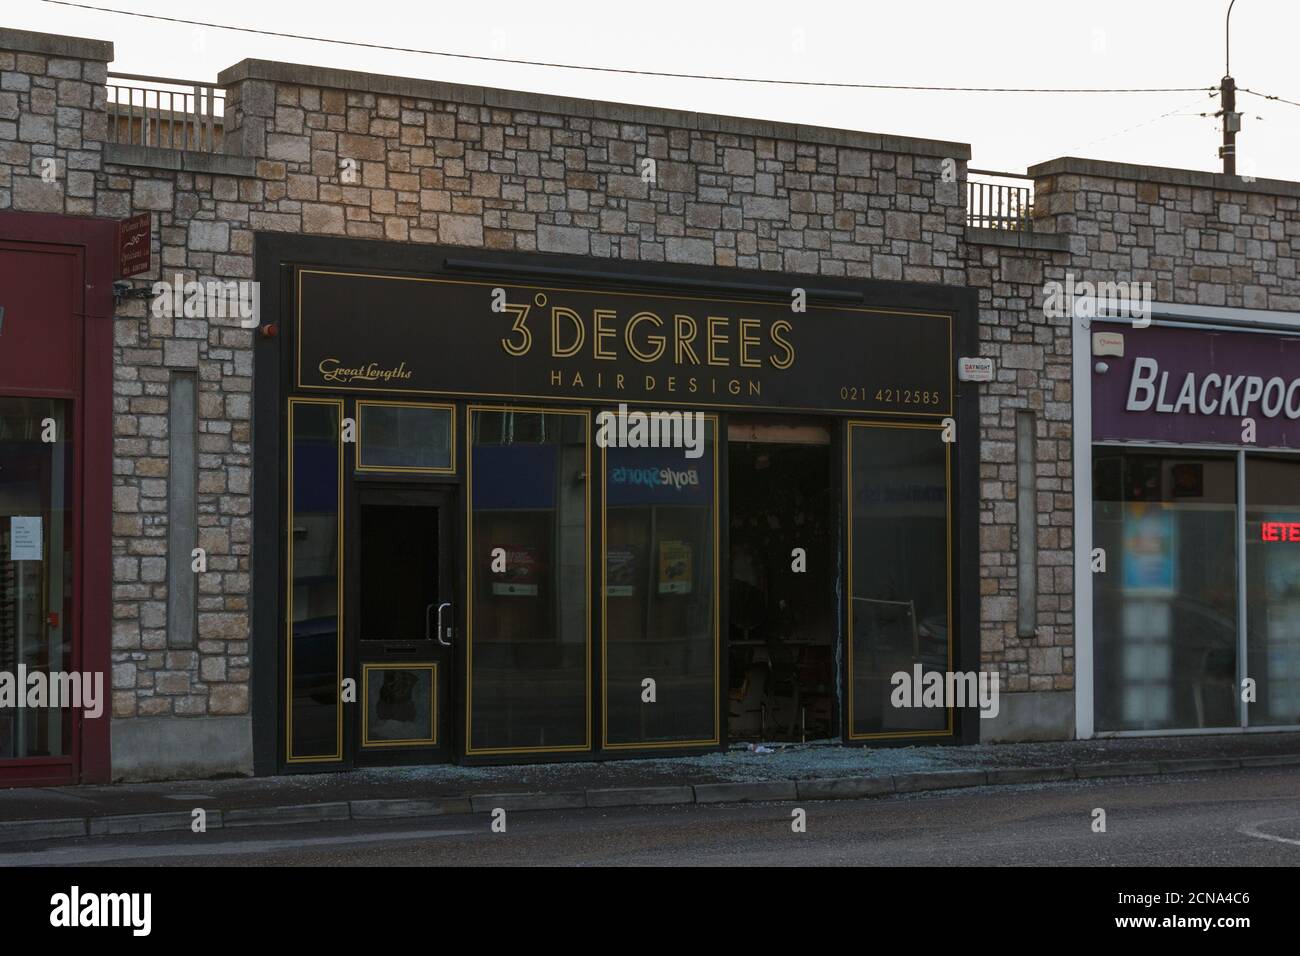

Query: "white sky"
<box><xmin>11</xmin><ymin>0</ymin><xmax>1300</xmax><ymax>181</ymax></box>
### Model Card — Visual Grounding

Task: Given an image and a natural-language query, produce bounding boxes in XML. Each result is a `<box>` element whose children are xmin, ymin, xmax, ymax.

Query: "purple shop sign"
<box><xmin>1092</xmin><ymin>324</ymin><xmax>1300</xmax><ymax>449</ymax></box>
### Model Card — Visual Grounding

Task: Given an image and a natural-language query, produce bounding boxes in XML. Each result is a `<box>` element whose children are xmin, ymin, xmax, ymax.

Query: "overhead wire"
<box><xmin>40</xmin><ymin>0</ymin><xmax>1216</xmax><ymax>95</ymax></box>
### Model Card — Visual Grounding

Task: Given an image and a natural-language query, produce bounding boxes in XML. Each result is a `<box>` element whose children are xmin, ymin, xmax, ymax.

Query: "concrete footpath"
<box><xmin>2</xmin><ymin>732</ymin><xmax>1298</xmax><ymax>844</ymax></box>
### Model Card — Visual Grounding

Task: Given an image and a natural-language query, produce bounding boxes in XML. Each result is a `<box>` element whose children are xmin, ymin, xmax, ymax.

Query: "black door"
<box><xmin>353</xmin><ymin>485</ymin><xmax>454</xmax><ymax>765</ymax></box>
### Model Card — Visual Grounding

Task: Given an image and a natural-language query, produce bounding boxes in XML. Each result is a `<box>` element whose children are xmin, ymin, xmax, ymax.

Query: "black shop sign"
<box><xmin>294</xmin><ymin>268</ymin><xmax>954</xmax><ymax>416</ymax></box>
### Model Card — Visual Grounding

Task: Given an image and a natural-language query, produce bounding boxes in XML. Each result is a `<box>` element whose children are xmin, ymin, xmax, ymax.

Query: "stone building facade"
<box><xmin>2</xmin><ymin>26</ymin><xmax>1298</xmax><ymax>782</ymax></box>
<box><xmin>968</xmin><ymin>161</ymin><xmax>1300</xmax><ymax>738</ymax></box>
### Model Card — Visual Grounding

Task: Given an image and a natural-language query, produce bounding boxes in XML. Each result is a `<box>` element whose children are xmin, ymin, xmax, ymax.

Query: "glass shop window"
<box><xmin>847</xmin><ymin>423</ymin><xmax>951</xmax><ymax>738</ymax></box>
<box><xmin>287</xmin><ymin>399</ymin><xmax>343</xmax><ymax>761</ymax></box>
<box><xmin>1092</xmin><ymin>452</ymin><xmax>1238</xmax><ymax>732</ymax></box>
<box><xmin>603</xmin><ymin>418</ymin><xmax>718</xmax><ymax>747</ymax></box>
<box><xmin>467</xmin><ymin>409</ymin><xmax>589</xmax><ymax>753</ymax></box>
<box><xmin>357</xmin><ymin>402</ymin><xmax>453</xmax><ymax>473</ymax></box>
<box><xmin>1246</xmin><ymin>456</ymin><xmax>1300</xmax><ymax>726</ymax></box>
<box><xmin>0</xmin><ymin>398</ymin><xmax>73</xmax><ymax>760</ymax></box>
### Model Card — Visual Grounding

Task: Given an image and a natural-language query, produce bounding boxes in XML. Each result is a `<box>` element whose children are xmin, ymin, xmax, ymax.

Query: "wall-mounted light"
<box><xmin>111</xmin><ymin>280</ymin><xmax>153</xmax><ymax>306</ymax></box>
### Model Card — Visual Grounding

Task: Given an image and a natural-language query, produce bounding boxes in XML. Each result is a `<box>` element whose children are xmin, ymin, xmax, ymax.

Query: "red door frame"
<box><xmin>0</xmin><ymin>210</ymin><xmax>117</xmax><ymax>786</ymax></box>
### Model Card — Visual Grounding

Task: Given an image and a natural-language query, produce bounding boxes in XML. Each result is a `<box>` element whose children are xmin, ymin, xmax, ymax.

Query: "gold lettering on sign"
<box><xmin>769</xmin><ymin>319</ymin><xmax>795</xmax><ymax>369</ymax></box>
<box><xmin>318</xmin><ymin>359</ymin><xmax>415</xmax><ymax>384</ymax></box>
<box><xmin>500</xmin><ymin>301</ymin><xmax>532</xmax><ymax>356</ymax></box>
<box><xmin>707</xmin><ymin>316</ymin><xmax>730</xmax><ymax>366</ymax></box>
<box><xmin>738</xmin><ymin>318</ymin><xmax>762</xmax><ymax>369</ymax></box>
<box><xmin>495</xmin><ymin>293</ymin><xmax>799</xmax><ymax>372</ymax></box>
<box><xmin>551</xmin><ymin>307</ymin><xmax>585</xmax><ymax>358</ymax></box>
<box><xmin>593</xmin><ymin>310</ymin><xmax>617</xmax><ymax>360</ymax></box>
<box><xmin>626</xmin><ymin>311</ymin><xmax>666</xmax><ymax>363</ymax></box>
<box><xmin>675</xmin><ymin>314</ymin><xmax>700</xmax><ymax>365</ymax></box>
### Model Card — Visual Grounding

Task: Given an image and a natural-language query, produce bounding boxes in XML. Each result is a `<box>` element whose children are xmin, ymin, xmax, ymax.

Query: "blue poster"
<box><xmin>1121</xmin><ymin>505</ymin><xmax>1177</xmax><ymax>593</ymax></box>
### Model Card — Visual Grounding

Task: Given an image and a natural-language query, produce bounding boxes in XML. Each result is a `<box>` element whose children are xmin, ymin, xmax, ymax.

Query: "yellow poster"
<box><xmin>658</xmin><ymin>540</ymin><xmax>692</xmax><ymax>594</ymax></box>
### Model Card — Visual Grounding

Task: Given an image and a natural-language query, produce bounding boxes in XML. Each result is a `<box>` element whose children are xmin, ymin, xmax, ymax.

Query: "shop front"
<box><xmin>252</xmin><ymin>236</ymin><xmax>978</xmax><ymax>772</ymax></box>
<box><xmin>1085</xmin><ymin>316</ymin><xmax>1300</xmax><ymax>736</ymax></box>
<box><xmin>0</xmin><ymin>211</ymin><xmax>115</xmax><ymax>787</ymax></box>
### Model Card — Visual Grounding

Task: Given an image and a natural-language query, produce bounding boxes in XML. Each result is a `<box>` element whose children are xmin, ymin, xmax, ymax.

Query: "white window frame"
<box><xmin>1073</xmin><ymin>302</ymin><xmax>1300</xmax><ymax>739</ymax></box>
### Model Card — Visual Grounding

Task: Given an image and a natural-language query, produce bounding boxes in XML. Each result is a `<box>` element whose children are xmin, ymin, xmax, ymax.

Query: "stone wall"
<box><xmin>4</xmin><ymin>35</ymin><xmax>982</xmax><ymax>776</ymax></box>
<box><xmin>218</xmin><ymin>61</ymin><xmax>969</xmax><ymax>281</ymax></box>
<box><xmin>964</xmin><ymin>233</ymin><xmax>1075</xmax><ymax>700</ymax></box>
<box><xmin>1033</xmin><ymin>159</ymin><xmax>1300</xmax><ymax>312</ymax></box>
<box><xmin>965</xmin><ymin>160</ymin><xmax>1300</xmax><ymax>742</ymax></box>
<box><xmin>0</xmin><ymin>29</ymin><xmax>109</xmax><ymax>214</ymax></box>
<box><xmin>6</xmin><ymin>26</ymin><xmax>1300</xmax><ymax>776</ymax></box>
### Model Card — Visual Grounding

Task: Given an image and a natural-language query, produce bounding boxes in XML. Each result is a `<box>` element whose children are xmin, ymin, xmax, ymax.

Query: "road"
<box><xmin>3</xmin><ymin>766</ymin><xmax>1298</xmax><ymax>866</ymax></box>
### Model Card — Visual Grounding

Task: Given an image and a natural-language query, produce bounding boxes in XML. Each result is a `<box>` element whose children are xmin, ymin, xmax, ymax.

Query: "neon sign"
<box><xmin>1261</xmin><ymin>521</ymin><xmax>1300</xmax><ymax>542</ymax></box>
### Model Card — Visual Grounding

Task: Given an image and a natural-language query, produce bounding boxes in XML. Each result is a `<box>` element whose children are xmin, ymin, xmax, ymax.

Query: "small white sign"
<box><xmin>957</xmin><ymin>357</ymin><xmax>994</xmax><ymax>382</ymax></box>
<box><xmin>9</xmin><ymin>516</ymin><xmax>42</xmax><ymax>561</ymax></box>
<box><xmin>1092</xmin><ymin>331</ymin><xmax>1125</xmax><ymax>357</ymax></box>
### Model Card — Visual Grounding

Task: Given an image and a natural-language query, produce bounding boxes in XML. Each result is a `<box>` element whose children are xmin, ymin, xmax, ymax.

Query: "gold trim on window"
<box><xmin>845</xmin><ymin>420</ymin><xmax>954</xmax><ymax>741</ymax></box>
<box><xmin>600</xmin><ymin>412</ymin><xmax>721</xmax><ymax>750</ymax></box>
<box><xmin>464</xmin><ymin>404</ymin><xmax>593</xmax><ymax>756</ymax></box>
<box><xmin>285</xmin><ymin>397</ymin><xmax>345</xmax><ymax>763</ymax></box>
<box><xmin>361</xmin><ymin>662</ymin><xmax>439</xmax><ymax>747</ymax></box>
<box><xmin>355</xmin><ymin>400</ymin><xmax>456</xmax><ymax>475</ymax></box>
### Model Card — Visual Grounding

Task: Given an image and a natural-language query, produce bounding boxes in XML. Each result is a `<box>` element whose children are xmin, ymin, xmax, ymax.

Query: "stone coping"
<box><xmin>964</xmin><ymin>226</ymin><xmax>1071</xmax><ymax>251</ymax></box>
<box><xmin>103</xmin><ymin>143</ymin><xmax>259</xmax><ymax>177</ymax></box>
<box><xmin>1029</xmin><ymin>156</ymin><xmax>1300</xmax><ymax>198</ymax></box>
<box><xmin>217</xmin><ymin>58</ymin><xmax>972</xmax><ymax>160</ymax></box>
<box><xmin>0</xmin><ymin>27</ymin><xmax>112</xmax><ymax>62</ymax></box>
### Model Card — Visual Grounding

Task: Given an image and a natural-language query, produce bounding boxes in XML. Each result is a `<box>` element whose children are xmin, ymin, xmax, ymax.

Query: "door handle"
<box><xmin>435</xmin><ymin>602</ymin><xmax>452</xmax><ymax>647</ymax></box>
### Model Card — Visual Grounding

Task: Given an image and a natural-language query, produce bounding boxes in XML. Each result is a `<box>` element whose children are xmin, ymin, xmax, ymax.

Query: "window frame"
<box><xmin>355</xmin><ymin>399</ymin><xmax>456</xmax><ymax>475</ymax></box>
<box><xmin>845</xmin><ymin>419</ymin><xmax>955</xmax><ymax>742</ymax></box>
<box><xmin>463</xmin><ymin>404</ymin><xmax>593</xmax><ymax>757</ymax></box>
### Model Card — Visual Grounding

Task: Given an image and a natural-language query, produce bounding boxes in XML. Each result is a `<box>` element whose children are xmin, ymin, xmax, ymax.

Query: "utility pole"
<box><xmin>1218</xmin><ymin>0</ymin><xmax>1241</xmax><ymax>175</ymax></box>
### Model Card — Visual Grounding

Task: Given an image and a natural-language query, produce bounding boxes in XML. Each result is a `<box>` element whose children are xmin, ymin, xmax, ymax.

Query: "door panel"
<box><xmin>0</xmin><ymin>241</ymin><xmax>78</xmax><ymax>396</ymax></box>
<box><xmin>0</xmin><ymin>235</ymin><xmax>88</xmax><ymax>786</ymax></box>
<box><xmin>0</xmin><ymin>398</ymin><xmax>74</xmax><ymax>761</ymax></box>
<box><xmin>354</xmin><ymin>485</ymin><xmax>453</xmax><ymax>765</ymax></box>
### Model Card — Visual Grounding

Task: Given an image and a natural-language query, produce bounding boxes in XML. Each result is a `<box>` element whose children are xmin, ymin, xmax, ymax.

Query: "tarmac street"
<box><xmin>2</xmin><ymin>766</ymin><xmax>1297</xmax><ymax>867</ymax></box>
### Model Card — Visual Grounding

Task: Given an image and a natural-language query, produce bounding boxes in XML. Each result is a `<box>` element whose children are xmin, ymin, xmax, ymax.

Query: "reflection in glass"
<box><xmin>604</xmin><ymin>420</ymin><xmax>718</xmax><ymax>746</ymax></box>
<box><xmin>288</xmin><ymin>400</ymin><xmax>342</xmax><ymax>760</ymax></box>
<box><xmin>1093</xmin><ymin>452</ymin><xmax>1237</xmax><ymax>731</ymax></box>
<box><xmin>469</xmin><ymin>410</ymin><xmax>588</xmax><ymax>752</ymax></box>
<box><xmin>1246</xmin><ymin>456</ymin><xmax>1300</xmax><ymax>726</ymax></box>
<box><xmin>848</xmin><ymin>424</ymin><xmax>950</xmax><ymax>737</ymax></box>
<box><xmin>358</xmin><ymin>403</ymin><xmax>452</xmax><ymax>472</ymax></box>
<box><xmin>0</xmin><ymin>398</ymin><xmax>72</xmax><ymax>759</ymax></box>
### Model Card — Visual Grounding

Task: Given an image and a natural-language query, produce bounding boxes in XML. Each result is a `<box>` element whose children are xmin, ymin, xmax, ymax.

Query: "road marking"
<box><xmin>0</xmin><ymin>825</ymin><xmax>480</xmax><ymax>867</ymax></box>
<box><xmin>1239</xmin><ymin>817</ymin><xmax>1300</xmax><ymax>847</ymax></box>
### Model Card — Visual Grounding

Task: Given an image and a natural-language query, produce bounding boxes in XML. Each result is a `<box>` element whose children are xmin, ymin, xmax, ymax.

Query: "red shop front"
<box><xmin>0</xmin><ymin>210</ymin><xmax>115</xmax><ymax>786</ymax></box>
